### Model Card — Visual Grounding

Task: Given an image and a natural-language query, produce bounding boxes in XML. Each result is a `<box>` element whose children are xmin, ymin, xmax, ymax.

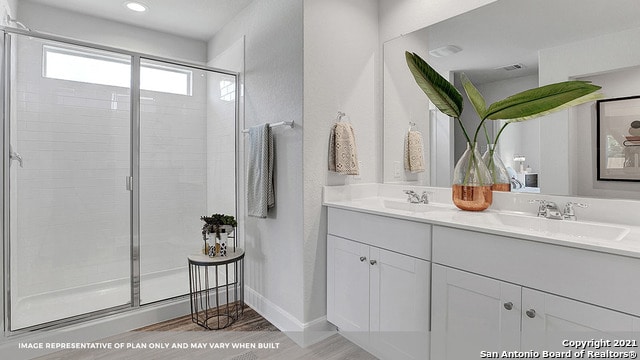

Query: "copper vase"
<box><xmin>452</xmin><ymin>143</ymin><xmax>493</xmax><ymax>211</ymax></box>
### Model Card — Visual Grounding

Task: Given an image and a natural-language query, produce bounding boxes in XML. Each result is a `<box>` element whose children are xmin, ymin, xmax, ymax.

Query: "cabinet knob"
<box><xmin>359</xmin><ymin>256</ymin><xmax>367</xmax><ymax>262</ymax></box>
<box><xmin>526</xmin><ymin>309</ymin><xmax>536</xmax><ymax>318</ymax></box>
<box><xmin>370</xmin><ymin>260</ymin><xmax>377</xmax><ymax>265</ymax></box>
<box><xmin>503</xmin><ymin>302</ymin><xmax>513</xmax><ymax>311</ymax></box>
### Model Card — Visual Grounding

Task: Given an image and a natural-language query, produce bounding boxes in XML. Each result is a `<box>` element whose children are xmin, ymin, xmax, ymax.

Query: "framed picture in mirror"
<box><xmin>597</xmin><ymin>95</ymin><xmax>640</xmax><ymax>181</ymax></box>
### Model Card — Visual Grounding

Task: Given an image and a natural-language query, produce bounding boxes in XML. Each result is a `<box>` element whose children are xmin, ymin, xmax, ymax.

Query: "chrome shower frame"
<box><xmin>0</xmin><ymin>26</ymin><xmax>240</xmax><ymax>336</ymax></box>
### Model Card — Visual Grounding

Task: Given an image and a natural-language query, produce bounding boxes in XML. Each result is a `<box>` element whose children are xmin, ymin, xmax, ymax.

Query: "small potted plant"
<box><xmin>200</xmin><ymin>214</ymin><xmax>237</xmax><ymax>256</ymax></box>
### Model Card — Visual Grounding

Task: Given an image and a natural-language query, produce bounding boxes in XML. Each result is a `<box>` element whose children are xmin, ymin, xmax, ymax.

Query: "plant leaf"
<box><xmin>460</xmin><ymin>73</ymin><xmax>486</xmax><ymax>119</ymax></box>
<box><xmin>503</xmin><ymin>92</ymin><xmax>604</xmax><ymax>123</ymax></box>
<box><xmin>405</xmin><ymin>51</ymin><xmax>462</xmax><ymax>118</ymax></box>
<box><xmin>485</xmin><ymin>81</ymin><xmax>602</xmax><ymax>120</ymax></box>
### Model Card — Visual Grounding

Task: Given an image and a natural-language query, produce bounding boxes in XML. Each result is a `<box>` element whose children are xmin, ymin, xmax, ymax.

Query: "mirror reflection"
<box><xmin>383</xmin><ymin>0</ymin><xmax>640</xmax><ymax>199</ymax></box>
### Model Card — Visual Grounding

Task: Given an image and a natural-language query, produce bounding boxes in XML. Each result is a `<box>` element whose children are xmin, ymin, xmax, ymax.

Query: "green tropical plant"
<box><xmin>405</xmin><ymin>51</ymin><xmax>603</xmax><ymax>185</ymax></box>
<box><xmin>405</xmin><ymin>51</ymin><xmax>603</xmax><ymax>146</ymax></box>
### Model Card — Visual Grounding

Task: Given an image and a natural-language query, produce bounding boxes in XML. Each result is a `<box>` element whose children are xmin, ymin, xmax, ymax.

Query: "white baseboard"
<box><xmin>244</xmin><ymin>285</ymin><xmax>336</xmax><ymax>348</ymax></box>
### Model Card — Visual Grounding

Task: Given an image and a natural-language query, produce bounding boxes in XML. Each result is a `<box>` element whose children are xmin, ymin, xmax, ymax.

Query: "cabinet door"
<box><xmin>522</xmin><ymin>288</ymin><xmax>640</xmax><ymax>351</ymax></box>
<box><xmin>327</xmin><ymin>235</ymin><xmax>370</xmax><ymax>332</ymax></box>
<box><xmin>431</xmin><ymin>265</ymin><xmax>521</xmax><ymax>359</ymax></box>
<box><xmin>370</xmin><ymin>247</ymin><xmax>430</xmax><ymax>360</ymax></box>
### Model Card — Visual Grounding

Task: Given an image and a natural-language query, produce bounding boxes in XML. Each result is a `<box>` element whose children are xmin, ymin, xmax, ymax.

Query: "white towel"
<box><xmin>404</xmin><ymin>130</ymin><xmax>426</xmax><ymax>173</ymax></box>
<box><xmin>328</xmin><ymin>122</ymin><xmax>360</xmax><ymax>175</ymax></box>
<box><xmin>247</xmin><ymin>124</ymin><xmax>274</xmax><ymax>218</ymax></box>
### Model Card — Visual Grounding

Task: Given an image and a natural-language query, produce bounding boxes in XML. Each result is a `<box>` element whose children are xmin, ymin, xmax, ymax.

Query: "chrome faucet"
<box><xmin>562</xmin><ymin>202</ymin><xmax>588</xmax><ymax>221</ymax></box>
<box><xmin>530</xmin><ymin>200</ymin><xmax>588</xmax><ymax>220</ymax></box>
<box><xmin>530</xmin><ymin>200</ymin><xmax>563</xmax><ymax>219</ymax></box>
<box><xmin>404</xmin><ymin>190</ymin><xmax>429</xmax><ymax>204</ymax></box>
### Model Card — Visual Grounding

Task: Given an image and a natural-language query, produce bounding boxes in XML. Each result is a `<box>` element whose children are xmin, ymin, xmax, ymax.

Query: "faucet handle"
<box><xmin>529</xmin><ymin>199</ymin><xmax>548</xmax><ymax>217</ymax></box>
<box><xmin>563</xmin><ymin>202</ymin><xmax>588</xmax><ymax>220</ymax></box>
<box><xmin>403</xmin><ymin>189</ymin><xmax>419</xmax><ymax>203</ymax></box>
<box><xmin>565</xmin><ymin>202</ymin><xmax>588</xmax><ymax>209</ymax></box>
<box><xmin>420</xmin><ymin>191</ymin><xmax>432</xmax><ymax>204</ymax></box>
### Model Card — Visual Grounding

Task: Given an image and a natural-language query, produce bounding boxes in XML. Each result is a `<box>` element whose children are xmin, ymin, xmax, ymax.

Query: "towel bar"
<box><xmin>241</xmin><ymin>121</ymin><xmax>294</xmax><ymax>133</ymax></box>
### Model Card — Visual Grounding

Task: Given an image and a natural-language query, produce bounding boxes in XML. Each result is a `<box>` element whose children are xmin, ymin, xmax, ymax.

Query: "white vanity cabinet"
<box><xmin>327</xmin><ymin>235</ymin><xmax>370</xmax><ymax>334</ymax></box>
<box><xmin>431</xmin><ymin>226</ymin><xmax>640</xmax><ymax>359</ymax></box>
<box><xmin>327</xmin><ymin>208</ymin><xmax>431</xmax><ymax>360</ymax></box>
<box><xmin>521</xmin><ymin>288</ymin><xmax>640</xmax><ymax>350</ymax></box>
<box><xmin>431</xmin><ymin>264</ymin><xmax>521</xmax><ymax>359</ymax></box>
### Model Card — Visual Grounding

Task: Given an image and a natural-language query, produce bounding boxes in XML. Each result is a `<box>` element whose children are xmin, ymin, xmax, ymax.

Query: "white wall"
<box><xmin>18</xmin><ymin>1</ymin><xmax>207</xmax><ymax>63</ymax></box>
<box><xmin>208</xmin><ymin>0</ymin><xmax>380</xmax><ymax>337</ymax></box>
<box><xmin>208</xmin><ymin>0</ymin><xmax>305</xmax><ymax>328</ymax></box>
<box><xmin>303</xmin><ymin>0</ymin><xmax>380</xmax><ymax>325</ymax></box>
<box><xmin>539</xmin><ymin>27</ymin><xmax>640</xmax><ymax>195</ymax></box>
<box><xmin>576</xmin><ymin>67</ymin><xmax>640</xmax><ymax>199</ymax></box>
<box><xmin>379</xmin><ymin>0</ymin><xmax>497</xmax><ymax>42</ymax></box>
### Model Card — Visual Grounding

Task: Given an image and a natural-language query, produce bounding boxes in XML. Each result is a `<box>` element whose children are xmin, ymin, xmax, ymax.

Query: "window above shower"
<box><xmin>42</xmin><ymin>45</ymin><xmax>193</xmax><ymax>96</ymax></box>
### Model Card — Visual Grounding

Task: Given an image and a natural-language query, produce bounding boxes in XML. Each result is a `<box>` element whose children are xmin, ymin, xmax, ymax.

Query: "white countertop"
<box><xmin>323</xmin><ymin>184</ymin><xmax>640</xmax><ymax>259</ymax></box>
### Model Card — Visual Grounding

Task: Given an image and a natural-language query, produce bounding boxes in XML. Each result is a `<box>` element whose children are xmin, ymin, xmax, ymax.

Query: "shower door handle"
<box><xmin>9</xmin><ymin>145</ymin><xmax>23</xmax><ymax>167</ymax></box>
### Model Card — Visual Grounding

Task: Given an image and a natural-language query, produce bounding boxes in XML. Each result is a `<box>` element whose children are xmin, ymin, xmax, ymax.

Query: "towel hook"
<box><xmin>336</xmin><ymin>111</ymin><xmax>347</xmax><ymax>122</ymax></box>
<box><xmin>408</xmin><ymin>121</ymin><xmax>417</xmax><ymax>131</ymax></box>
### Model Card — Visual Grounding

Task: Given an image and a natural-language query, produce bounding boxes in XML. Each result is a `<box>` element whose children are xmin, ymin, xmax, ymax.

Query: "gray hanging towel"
<box><xmin>247</xmin><ymin>124</ymin><xmax>274</xmax><ymax>218</ymax></box>
<box><xmin>328</xmin><ymin>122</ymin><xmax>360</xmax><ymax>175</ymax></box>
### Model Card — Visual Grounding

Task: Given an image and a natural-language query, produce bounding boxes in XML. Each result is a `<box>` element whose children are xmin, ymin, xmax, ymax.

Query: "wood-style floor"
<box><xmin>36</xmin><ymin>304</ymin><xmax>378</xmax><ymax>360</ymax></box>
<box><xmin>135</xmin><ymin>304</ymin><xmax>279</xmax><ymax>332</ymax></box>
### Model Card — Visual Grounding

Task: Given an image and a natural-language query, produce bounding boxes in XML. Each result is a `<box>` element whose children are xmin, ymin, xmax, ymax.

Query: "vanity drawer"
<box><xmin>432</xmin><ymin>226</ymin><xmax>640</xmax><ymax>316</ymax></box>
<box><xmin>327</xmin><ymin>207</ymin><xmax>431</xmax><ymax>260</ymax></box>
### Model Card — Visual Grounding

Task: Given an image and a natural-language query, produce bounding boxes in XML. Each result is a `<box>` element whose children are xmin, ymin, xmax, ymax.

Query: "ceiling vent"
<box><xmin>497</xmin><ymin>63</ymin><xmax>525</xmax><ymax>71</ymax></box>
<box><xmin>429</xmin><ymin>45</ymin><xmax>462</xmax><ymax>58</ymax></box>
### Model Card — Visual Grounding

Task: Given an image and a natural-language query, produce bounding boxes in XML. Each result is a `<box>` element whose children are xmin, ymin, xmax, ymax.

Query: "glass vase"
<box><xmin>452</xmin><ymin>142</ymin><xmax>493</xmax><ymax>211</ymax></box>
<box><xmin>482</xmin><ymin>144</ymin><xmax>511</xmax><ymax>192</ymax></box>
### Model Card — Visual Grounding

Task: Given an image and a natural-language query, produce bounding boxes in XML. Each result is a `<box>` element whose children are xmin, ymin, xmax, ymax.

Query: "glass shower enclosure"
<box><xmin>1</xmin><ymin>28</ymin><xmax>238</xmax><ymax>331</ymax></box>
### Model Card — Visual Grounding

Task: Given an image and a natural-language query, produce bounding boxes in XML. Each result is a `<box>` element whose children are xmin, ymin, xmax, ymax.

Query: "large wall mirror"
<box><xmin>383</xmin><ymin>0</ymin><xmax>640</xmax><ymax>199</ymax></box>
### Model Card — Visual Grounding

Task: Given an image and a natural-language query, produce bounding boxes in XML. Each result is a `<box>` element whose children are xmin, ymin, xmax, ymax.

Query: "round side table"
<box><xmin>188</xmin><ymin>248</ymin><xmax>245</xmax><ymax>330</ymax></box>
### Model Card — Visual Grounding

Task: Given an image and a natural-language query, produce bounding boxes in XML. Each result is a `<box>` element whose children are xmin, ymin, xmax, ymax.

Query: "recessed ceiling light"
<box><xmin>125</xmin><ymin>2</ymin><xmax>148</xmax><ymax>12</ymax></box>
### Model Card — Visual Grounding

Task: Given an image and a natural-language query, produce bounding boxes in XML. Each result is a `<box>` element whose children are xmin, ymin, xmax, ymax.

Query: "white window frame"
<box><xmin>42</xmin><ymin>45</ymin><xmax>193</xmax><ymax>96</ymax></box>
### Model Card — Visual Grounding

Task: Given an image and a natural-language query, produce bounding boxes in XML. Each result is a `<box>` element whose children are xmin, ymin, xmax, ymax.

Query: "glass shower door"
<box><xmin>138</xmin><ymin>58</ymin><xmax>237</xmax><ymax>304</ymax></box>
<box><xmin>7</xmin><ymin>34</ymin><xmax>132</xmax><ymax>330</ymax></box>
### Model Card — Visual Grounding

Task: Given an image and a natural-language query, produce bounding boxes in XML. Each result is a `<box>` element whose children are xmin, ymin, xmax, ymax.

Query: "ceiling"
<box><xmin>21</xmin><ymin>0</ymin><xmax>255</xmax><ymax>40</ymax></box>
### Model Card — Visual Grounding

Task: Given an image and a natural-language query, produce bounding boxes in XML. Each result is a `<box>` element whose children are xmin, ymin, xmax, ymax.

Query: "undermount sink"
<box><xmin>487</xmin><ymin>213</ymin><xmax>630</xmax><ymax>242</ymax></box>
<box><xmin>383</xmin><ymin>199</ymin><xmax>450</xmax><ymax>213</ymax></box>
